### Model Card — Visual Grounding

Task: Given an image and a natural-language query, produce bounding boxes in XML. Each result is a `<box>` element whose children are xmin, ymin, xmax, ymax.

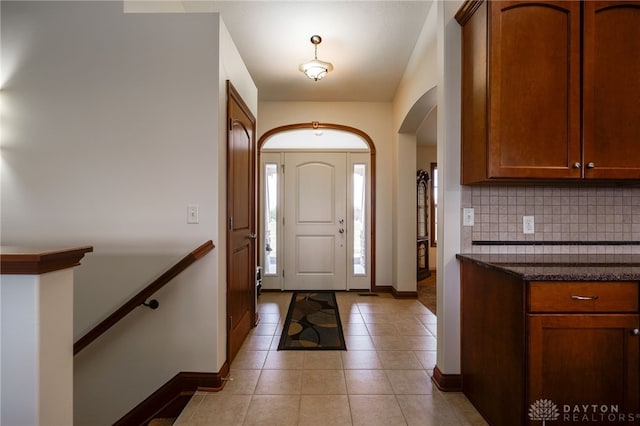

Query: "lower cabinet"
<box><xmin>528</xmin><ymin>314</ymin><xmax>639</xmax><ymax>425</ymax></box>
<box><xmin>460</xmin><ymin>261</ymin><xmax>640</xmax><ymax>426</ymax></box>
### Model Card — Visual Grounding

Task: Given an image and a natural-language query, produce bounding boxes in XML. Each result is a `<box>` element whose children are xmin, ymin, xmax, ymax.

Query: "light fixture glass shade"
<box><xmin>298</xmin><ymin>59</ymin><xmax>334</xmax><ymax>81</ymax></box>
<box><xmin>299</xmin><ymin>35</ymin><xmax>333</xmax><ymax>81</ymax></box>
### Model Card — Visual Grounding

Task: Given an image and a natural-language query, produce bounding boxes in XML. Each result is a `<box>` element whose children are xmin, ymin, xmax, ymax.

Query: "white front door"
<box><xmin>283</xmin><ymin>152</ymin><xmax>347</xmax><ymax>290</ymax></box>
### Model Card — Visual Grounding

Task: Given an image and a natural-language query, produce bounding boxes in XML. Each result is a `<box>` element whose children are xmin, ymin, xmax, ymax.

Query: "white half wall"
<box><xmin>1</xmin><ymin>269</ymin><xmax>74</xmax><ymax>426</ymax></box>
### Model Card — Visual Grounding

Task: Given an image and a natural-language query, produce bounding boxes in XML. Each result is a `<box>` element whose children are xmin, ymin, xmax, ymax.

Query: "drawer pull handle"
<box><xmin>571</xmin><ymin>295</ymin><xmax>599</xmax><ymax>301</ymax></box>
<box><xmin>633</xmin><ymin>329</ymin><xmax>640</xmax><ymax>336</ymax></box>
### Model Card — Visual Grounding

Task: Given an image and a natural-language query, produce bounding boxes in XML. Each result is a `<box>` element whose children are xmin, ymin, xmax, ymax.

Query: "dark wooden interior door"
<box><xmin>226</xmin><ymin>82</ymin><xmax>256</xmax><ymax>364</ymax></box>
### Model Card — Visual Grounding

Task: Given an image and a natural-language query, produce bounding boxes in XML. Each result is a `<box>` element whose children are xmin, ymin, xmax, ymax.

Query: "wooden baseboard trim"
<box><xmin>114</xmin><ymin>361</ymin><xmax>230</xmax><ymax>426</ymax></box>
<box><xmin>390</xmin><ymin>287</ymin><xmax>417</xmax><ymax>299</ymax></box>
<box><xmin>431</xmin><ymin>365</ymin><xmax>463</xmax><ymax>392</ymax></box>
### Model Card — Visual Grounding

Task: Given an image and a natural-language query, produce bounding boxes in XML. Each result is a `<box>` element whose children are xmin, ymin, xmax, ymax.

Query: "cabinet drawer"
<box><xmin>528</xmin><ymin>281</ymin><xmax>639</xmax><ymax>313</ymax></box>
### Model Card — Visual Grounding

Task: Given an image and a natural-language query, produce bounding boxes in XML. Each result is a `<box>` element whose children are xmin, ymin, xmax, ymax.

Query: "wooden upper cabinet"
<box><xmin>489</xmin><ymin>1</ymin><xmax>581</xmax><ymax>180</ymax></box>
<box><xmin>457</xmin><ymin>0</ymin><xmax>640</xmax><ymax>184</ymax></box>
<box><xmin>583</xmin><ymin>2</ymin><xmax>640</xmax><ymax>179</ymax></box>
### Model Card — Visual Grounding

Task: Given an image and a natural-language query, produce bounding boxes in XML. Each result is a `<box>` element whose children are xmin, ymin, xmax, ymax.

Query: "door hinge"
<box><xmin>228</xmin><ymin>216</ymin><xmax>233</xmax><ymax>230</ymax></box>
<box><xmin>228</xmin><ymin>118</ymin><xmax>233</xmax><ymax>131</ymax></box>
<box><xmin>282</xmin><ymin>270</ymin><xmax>285</xmax><ymax>278</ymax></box>
<box><xmin>228</xmin><ymin>316</ymin><xmax>233</xmax><ymax>331</ymax></box>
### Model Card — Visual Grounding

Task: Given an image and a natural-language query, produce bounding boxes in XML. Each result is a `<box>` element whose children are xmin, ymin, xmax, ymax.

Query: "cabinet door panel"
<box><xmin>489</xmin><ymin>1</ymin><xmax>581</xmax><ymax>179</ymax></box>
<box><xmin>583</xmin><ymin>2</ymin><xmax>640</xmax><ymax>179</ymax></box>
<box><xmin>528</xmin><ymin>314</ymin><xmax>639</xmax><ymax>425</ymax></box>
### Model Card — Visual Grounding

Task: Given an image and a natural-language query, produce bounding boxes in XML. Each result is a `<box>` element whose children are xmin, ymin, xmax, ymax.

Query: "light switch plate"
<box><xmin>187</xmin><ymin>205</ymin><xmax>199</xmax><ymax>224</ymax></box>
<box><xmin>463</xmin><ymin>208</ymin><xmax>475</xmax><ymax>226</ymax></box>
<box><xmin>523</xmin><ymin>216</ymin><xmax>534</xmax><ymax>234</ymax></box>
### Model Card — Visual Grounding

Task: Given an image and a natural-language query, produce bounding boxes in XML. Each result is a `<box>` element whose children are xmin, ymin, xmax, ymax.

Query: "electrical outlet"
<box><xmin>187</xmin><ymin>205</ymin><xmax>199</xmax><ymax>224</ymax></box>
<box><xmin>523</xmin><ymin>216</ymin><xmax>534</xmax><ymax>234</ymax></box>
<box><xmin>463</xmin><ymin>208</ymin><xmax>475</xmax><ymax>226</ymax></box>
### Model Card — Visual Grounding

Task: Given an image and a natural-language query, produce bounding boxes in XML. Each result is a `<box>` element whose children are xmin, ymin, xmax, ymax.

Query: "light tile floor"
<box><xmin>175</xmin><ymin>292</ymin><xmax>488</xmax><ymax>426</ymax></box>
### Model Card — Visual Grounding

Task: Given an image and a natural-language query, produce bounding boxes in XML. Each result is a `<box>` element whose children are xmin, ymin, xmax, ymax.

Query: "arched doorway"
<box><xmin>399</xmin><ymin>86</ymin><xmax>438</xmax><ymax>312</ymax></box>
<box><xmin>258</xmin><ymin>122</ymin><xmax>377</xmax><ymax>292</ymax></box>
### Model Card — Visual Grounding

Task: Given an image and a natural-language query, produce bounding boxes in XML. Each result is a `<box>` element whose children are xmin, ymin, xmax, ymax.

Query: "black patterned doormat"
<box><xmin>278</xmin><ymin>291</ymin><xmax>347</xmax><ymax>350</ymax></box>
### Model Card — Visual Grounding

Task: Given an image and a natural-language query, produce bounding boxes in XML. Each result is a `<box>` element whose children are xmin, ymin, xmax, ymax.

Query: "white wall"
<box><xmin>393</xmin><ymin>1</ymin><xmax>439</xmax><ymax>129</ymax></box>
<box><xmin>436</xmin><ymin>0</ymin><xmax>464</xmax><ymax>377</ymax></box>
<box><xmin>391</xmin><ymin>1</ymin><xmax>438</xmax><ymax>293</ymax></box>
<box><xmin>391</xmin><ymin>0</ymin><xmax>463</xmax><ymax>375</ymax></box>
<box><xmin>258</xmin><ymin>102</ymin><xmax>394</xmax><ymax>287</ymax></box>
<box><xmin>1</xmin><ymin>2</ymin><xmax>255</xmax><ymax>424</ymax></box>
<box><xmin>393</xmin><ymin>133</ymin><xmax>418</xmax><ymax>292</ymax></box>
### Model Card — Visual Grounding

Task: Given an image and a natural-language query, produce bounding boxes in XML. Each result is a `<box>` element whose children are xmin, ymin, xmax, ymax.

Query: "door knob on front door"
<box><xmin>248</xmin><ymin>233</ymin><xmax>257</xmax><ymax>240</ymax></box>
<box><xmin>339</xmin><ymin>228</ymin><xmax>345</xmax><ymax>234</ymax></box>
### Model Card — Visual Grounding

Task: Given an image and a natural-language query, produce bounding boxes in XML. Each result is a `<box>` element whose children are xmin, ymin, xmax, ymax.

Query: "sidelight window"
<box><xmin>353</xmin><ymin>164</ymin><xmax>366</xmax><ymax>276</ymax></box>
<box><xmin>264</xmin><ymin>163</ymin><xmax>278</xmax><ymax>275</ymax></box>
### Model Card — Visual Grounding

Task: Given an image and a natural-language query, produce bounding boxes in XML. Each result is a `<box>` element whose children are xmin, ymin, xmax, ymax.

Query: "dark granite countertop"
<box><xmin>456</xmin><ymin>253</ymin><xmax>640</xmax><ymax>281</ymax></box>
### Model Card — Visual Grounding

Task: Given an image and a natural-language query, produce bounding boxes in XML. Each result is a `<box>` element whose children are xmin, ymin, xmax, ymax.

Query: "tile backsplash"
<box><xmin>461</xmin><ymin>186</ymin><xmax>640</xmax><ymax>254</ymax></box>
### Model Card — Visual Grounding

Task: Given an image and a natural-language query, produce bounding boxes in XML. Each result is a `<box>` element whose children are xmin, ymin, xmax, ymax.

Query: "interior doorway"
<box><xmin>399</xmin><ymin>86</ymin><xmax>438</xmax><ymax>314</ymax></box>
<box><xmin>258</xmin><ymin>122</ymin><xmax>376</xmax><ymax>292</ymax></box>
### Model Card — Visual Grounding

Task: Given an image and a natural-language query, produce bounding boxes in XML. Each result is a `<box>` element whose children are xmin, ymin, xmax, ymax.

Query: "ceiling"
<box><xmin>171</xmin><ymin>1</ymin><xmax>434</xmax><ymax>102</ymax></box>
<box><xmin>128</xmin><ymin>1</ymin><xmax>436</xmax><ymax>144</ymax></box>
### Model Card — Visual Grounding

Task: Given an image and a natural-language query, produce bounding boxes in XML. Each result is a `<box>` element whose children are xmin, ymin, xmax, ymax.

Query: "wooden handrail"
<box><xmin>74</xmin><ymin>240</ymin><xmax>214</xmax><ymax>355</ymax></box>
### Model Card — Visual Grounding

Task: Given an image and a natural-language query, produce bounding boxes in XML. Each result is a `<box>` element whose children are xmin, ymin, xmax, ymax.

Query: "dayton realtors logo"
<box><xmin>529</xmin><ymin>399</ymin><xmax>640</xmax><ymax>424</ymax></box>
<box><xmin>529</xmin><ymin>399</ymin><xmax>560</xmax><ymax>425</ymax></box>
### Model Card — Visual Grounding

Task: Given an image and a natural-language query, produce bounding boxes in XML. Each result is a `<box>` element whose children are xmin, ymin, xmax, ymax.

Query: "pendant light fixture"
<box><xmin>299</xmin><ymin>35</ymin><xmax>334</xmax><ymax>81</ymax></box>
